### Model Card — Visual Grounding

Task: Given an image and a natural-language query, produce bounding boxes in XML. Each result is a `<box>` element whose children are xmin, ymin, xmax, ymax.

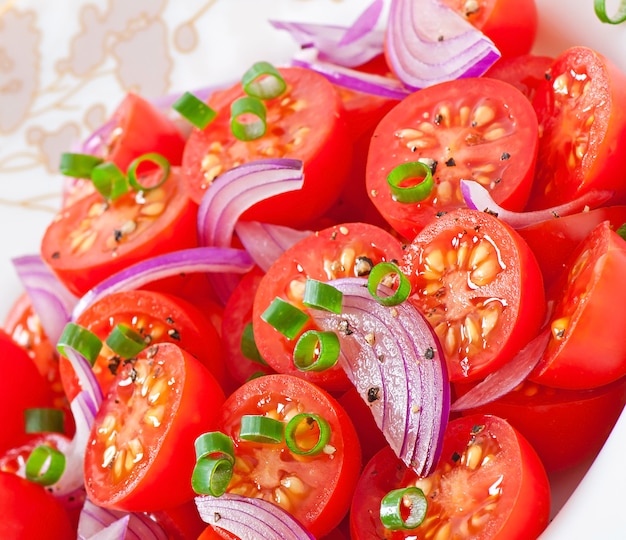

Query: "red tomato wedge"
<box><xmin>528</xmin><ymin>46</ymin><xmax>626</xmax><ymax>210</ymax></box>
<box><xmin>252</xmin><ymin>222</ymin><xmax>405</xmax><ymax>392</ymax></box>
<box><xmin>84</xmin><ymin>342</ymin><xmax>225</xmax><ymax>512</ymax></box>
<box><xmin>402</xmin><ymin>208</ymin><xmax>545</xmax><ymax>383</ymax></box>
<box><xmin>181</xmin><ymin>66</ymin><xmax>353</xmax><ymax>227</ymax></box>
<box><xmin>59</xmin><ymin>289</ymin><xmax>226</xmax><ymax>401</ymax></box>
<box><xmin>484</xmin><ymin>53</ymin><xmax>554</xmax><ymax>102</ymax></box>
<box><xmin>350</xmin><ymin>414</ymin><xmax>550</xmax><ymax>539</ymax></box>
<box><xmin>41</xmin><ymin>167</ymin><xmax>198</xmax><ymax>297</ymax></box>
<box><xmin>217</xmin><ymin>374</ymin><xmax>361</xmax><ymax>538</ymax></box>
<box><xmin>531</xmin><ymin>221</ymin><xmax>626</xmax><ymax>390</ymax></box>
<box><xmin>366</xmin><ymin>77</ymin><xmax>539</xmax><ymax>239</ymax></box>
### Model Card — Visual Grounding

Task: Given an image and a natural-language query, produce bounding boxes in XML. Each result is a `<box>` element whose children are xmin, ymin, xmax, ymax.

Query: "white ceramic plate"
<box><xmin>1</xmin><ymin>0</ymin><xmax>625</xmax><ymax>537</ymax></box>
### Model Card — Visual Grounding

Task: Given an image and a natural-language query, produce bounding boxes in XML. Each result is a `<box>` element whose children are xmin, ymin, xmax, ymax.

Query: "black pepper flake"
<box><xmin>367</xmin><ymin>387</ymin><xmax>381</xmax><ymax>403</ymax></box>
<box><xmin>51</xmin><ymin>251</ymin><xmax>60</xmax><ymax>259</ymax></box>
<box><xmin>474</xmin><ymin>225</ymin><xmax>481</xmax><ymax>232</ymax></box>
<box><xmin>354</xmin><ymin>255</ymin><xmax>374</xmax><ymax>277</ymax></box>
<box><xmin>166</xmin><ymin>316</ymin><xmax>175</xmax><ymax>324</ymax></box>
<box><xmin>544</xmin><ymin>72</ymin><xmax>552</xmax><ymax>81</ymax></box>
<box><xmin>445</xmin><ymin>157</ymin><xmax>456</xmax><ymax>167</ymax></box>
<box><xmin>107</xmin><ymin>356</ymin><xmax>122</xmax><ymax>376</ymax></box>
<box><xmin>424</xmin><ymin>347</ymin><xmax>434</xmax><ymax>360</ymax></box>
<box><xmin>484</xmin><ymin>208</ymin><xmax>499</xmax><ymax>217</ymax></box>
<box><xmin>213</xmin><ymin>512</ymin><xmax>221</xmax><ymax>523</ymax></box>
<box><xmin>338</xmin><ymin>319</ymin><xmax>354</xmax><ymax>336</ymax></box>
<box><xmin>330</xmin><ymin>231</ymin><xmax>338</xmax><ymax>240</ymax></box>
<box><xmin>129</xmin><ymin>367</ymin><xmax>138</xmax><ymax>382</ymax></box>
<box><xmin>471</xmin><ymin>424</ymin><xmax>485</xmax><ymax>434</ymax></box>
<box><xmin>556</xmin><ymin>328</ymin><xmax>565</xmax><ymax>338</ymax></box>
<box><xmin>113</xmin><ymin>229</ymin><xmax>123</xmax><ymax>242</ymax></box>
<box><xmin>493</xmin><ymin>177</ymin><xmax>502</xmax><ymax>184</ymax></box>
<box><xmin>437</xmin><ymin>35</ymin><xmax>444</xmax><ymax>42</ymax></box>
<box><xmin>377</xmin><ymin>354</ymin><xmax>385</xmax><ymax>363</ymax></box>
<box><xmin>434</xmin><ymin>113</ymin><xmax>443</xmax><ymax>125</ymax></box>
<box><xmin>451</xmin><ymin>451</ymin><xmax>461</xmax><ymax>462</ymax></box>
<box><xmin>501</xmin><ymin>151</ymin><xmax>511</xmax><ymax>160</ymax></box>
<box><xmin>167</xmin><ymin>328</ymin><xmax>181</xmax><ymax>340</ymax></box>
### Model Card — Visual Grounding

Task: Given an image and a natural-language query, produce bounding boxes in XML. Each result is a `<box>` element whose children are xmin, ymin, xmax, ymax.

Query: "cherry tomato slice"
<box><xmin>484</xmin><ymin>54</ymin><xmax>554</xmax><ymax>102</ymax></box>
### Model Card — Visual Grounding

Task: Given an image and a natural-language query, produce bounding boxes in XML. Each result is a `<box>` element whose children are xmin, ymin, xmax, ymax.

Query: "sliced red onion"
<box><xmin>234</xmin><ymin>221</ymin><xmax>312</xmax><ymax>272</ymax></box>
<box><xmin>291</xmin><ymin>57</ymin><xmax>410</xmax><ymax>100</ymax></box>
<box><xmin>385</xmin><ymin>0</ymin><xmax>500</xmax><ymax>90</ymax></box>
<box><xmin>195</xmin><ymin>493</ymin><xmax>315</xmax><ymax>540</ymax></box>
<box><xmin>460</xmin><ymin>179</ymin><xmax>614</xmax><ymax>229</ymax></box>
<box><xmin>78</xmin><ymin>499</ymin><xmax>168</xmax><ymax>540</ymax></box>
<box><xmin>310</xmin><ymin>277</ymin><xmax>449</xmax><ymax>477</ymax></box>
<box><xmin>71</xmin><ymin>247</ymin><xmax>254</xmax><ymax>319</ymax></box>
<box><xmin>80</xmin><ymin>118</ymin><xmax>116</xmax><ymax>157</ymax></box>
<box><xmin>270</xmin><ymin>0</ymin><xmax>384</xmax><ymax>68</ymax></box>
<box><xmin>450</xmin><ymin>329</ymin><xmax>551</xmax><ymax>411</ymax></box>
<box><xmin>12</xmin><ymin>254</ymin><xmax>78</xmax><ymax>344</ymax></box>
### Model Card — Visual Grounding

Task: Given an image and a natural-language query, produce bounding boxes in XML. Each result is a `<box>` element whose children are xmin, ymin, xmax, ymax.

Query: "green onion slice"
<box><xmin>91</xmin><ymin>161</ymin><xmax>129</xmax><ymax>201</ymax></box>
<box><xmin>25</xmin><ymin>445</ymin><xmax>66</xmax><ymax>486</ymax></box>
<box><xmin>594</xmin><ymin>0</ymin><xmax>626</xmax><ymax>24</ymax></box>
<box><xmin>172</xmin><ymin>91</ymin><xmax>217</xmax><ymax>129</ymax></box>
<box><xmin>59</xmin><ymin>152</ymin><xmax>104</xmax><ymax>178</ymax></box>
<box><xmin>616</xmin><ymin>222</ymin><xmax>626</xmax><ymax>241</ymax></box>
<box><xmin>241</xmin><ymin>61</ymin><xmax>287</xmax><ymax>100</ymax></box>
<box><xmin>24</xmin><ymin>408</ymin><xmax>65</xmax><ymax>434</ymax></box>
<box><xmin>260</xmin><ymin>297</ymin><xmax>310</xmax><ymax>340</ymax></box>
<box><xmin>293</xmin><ymin>330</ymin><xmax>340</xmax><ymax>372</ymax></box>
<box><xmin>57</xmin><ymin>322</ymin><xmax>103</xmax><ymax>366</ymax></box>
<box><xmin>239</xmin><ymin>415</ymin><xmax>284</xmax><ymax>444</ymax></box>
<box><xmin>191</xmin><ymin>432</ymin><xmax>235</xmax><ymax>497</ymax></box>
<box><xmin>380</xmin><ymin>487</ymin><xmax>428</xmax><ymax>530</ymax></box>
<box><xmin>240</xmin><ymin>322</ymin><xmax>267</xmax><ymax>365</ymax></box>
<box><xmin>127</xmin><ymin>152</ymin><xmax>171</xmax><ymax>192</ymax></box>
<box><xmin>285</xmin><ymin>413</ymin><xmax>331</xmax><ymax>456</ymax></box>
<box><xmin>303</xmin><ymin>279</ymin><xmax>343</xmax><ymax>314</ymax></box>
<box><xmin>105</xmin><ymin>323</ymin><xmax>147</xmax><ymax>359</ymax></box>
<box><xmin>230</xmin><ymin>96</ymin><xmax>267</xmax><ymax>141</ymax></box>
<box><xmin>367</xmin><ymin>262</ymin><xmax>411</xmax><ymax>306</ymax></box>
<box><xmin>387</xmin><ymin>161</ymin><xmax>435</xmax><ymax>203</ymax></box>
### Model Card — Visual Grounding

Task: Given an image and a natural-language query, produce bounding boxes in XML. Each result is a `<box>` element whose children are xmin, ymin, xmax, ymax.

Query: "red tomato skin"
<box><xmin>484</xmin><ymin>54</ymin><xmax>554</xmax><ymax>102</ymax></box>
<box><xmin>0</xmin><ymin>471</ymin><xmax>74</xmax><ymax>539</ymax></box>
<box><xmin>84</xmin><ymin>343</ymin><xmax>226</xmax><ymax>512</ymax></box>
<box><xmin>528</xmin><ymin>47</ymin><xmax>626</xmax><ymax>210</ymax></box>
<box><xmin>531</xmin><ymin>222</ymin><xmax>626</xmax><ymax>390</ymax></box>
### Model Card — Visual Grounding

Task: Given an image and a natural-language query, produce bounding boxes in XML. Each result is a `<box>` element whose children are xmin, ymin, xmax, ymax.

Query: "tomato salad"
<box><xmin>3</xmin><ymin>0</ymin><xmax>626</xmax><ymax>538</ymax></box>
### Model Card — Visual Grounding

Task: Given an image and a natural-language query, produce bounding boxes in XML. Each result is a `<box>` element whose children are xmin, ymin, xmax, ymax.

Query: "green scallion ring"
<box><xmin>127</xmin><ymin>152</ymin><xmax>171</xmax><ymax>192</ymax></box>
<box><xmin>240</xmin><ymin>322</ymin><xmax>268</xmax><ymax>365</ymax></box>
<box><xmin>285</xmin><ymin>413</ymin><xmax>331</xmax><ymax>456</ymax></box>
<box><xmin>260</xmin><ymin>297</ymin><xmax>310</xmax><ymax>340</ymax></box>
<box><xmin>387</xmin><ymin>161</ymin><xmax>435</xmax><ymax>203</ymax></box>
<box><xmin>91</xmin><ymin>161</ymin><xmax>129</xmax><ymax>201</ymax></box>
<box><xmin>230</xmin><ymin>96</ymin><xmax>267</xmax><ymax>141</ymax></box>
<box><xmin>59</xmin><ymin>152</ymin><xmax>104</xmax><ymax>178</ymax></box>
<box><xmin>239</xmin><ymin>415</ymin><xmax>284</xmax><ymax>444</ymax></box>
<box><xmin>24</xmin><ymin>408</ymin><xmax>65</xmax><ymax>434</ymax></box>
<box><xmin>191</xmin><ymin>456</ymin><xmax>233</xmax><ymax>497</ymax></box>
<box><xmin>367</xmin><ymin>262</ymin><xmax>411</xmax><ymax>306</ymax></box>
<box><xmin>25</xmin><ymin>445</ymin><xmax>66</xmax><ymax>486</ymax></box>
<box><xmin>194</xmin><ymin>431</ymin><xmax>235</xmax><ymax>461</ymax></box>
<box><xmin>303</xmin><ymin>279</ymin><xmax>343</xmax><ymax>314</ymax></box>
<box><xmin>594</xmin><ymin>0</ymin><xmax>626</xmax><ymax>24</ymax></box>
<box><xmin>57</xmin><ymin>322</ymin><xmax>103</xmax><ymax>366</ymax></box>
<box><xmin>380</xmin><ymin>487</ymin><xmax>428</xmax><ymax>530</ymax></box>
<box><xmin>172</xmin><ymin>91</ymin><xmax>217</xmax><ymax>129</ymax></box>
<box><xmin>241</xmin><ymin>61</ymin><xmax>287</xmax><ymax>100</ymax></box>
<box><xmin>105</xmin><ymin>323</ymin><xmax>147</xmax><ymax>359</ymax></box>
<box><xmin>293</xmin><ymin>330</ymin><xmax>340</xmax><ymax>372</ymax></box>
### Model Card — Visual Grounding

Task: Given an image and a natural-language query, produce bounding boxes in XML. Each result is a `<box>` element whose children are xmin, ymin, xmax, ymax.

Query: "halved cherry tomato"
<box><xmin>41</xmin><ymin>167</ymin><xmax>198</xmax><ymax>297</ymax></box>
<box><xmin>0</xmin><ymin>471</ymin><xmax>74</xmax><ymax>539</ymax></box>
<box><xmin>217</xmin><ymin>374</ymin><xmax>361</xmax><ymax>538</ymax></box>
<box><xmin>366</xmin><ymin>78</ymin><xmax>539</xmax><ymax>239</ymax></box>
<box><xmin>59</xmin><ymin>289</ymin><xmax>226</xmax><ymax>401</ymax></box>
<box><xmin>350</xmin><ymin>414</ymin><xmax>550</xmax><ymax>539</ymax></box>
<box><xmin>181</xmin><ymin>66</ymin><xmax>353</xmax><ymax>226</ymax></box>
<box><xmin>530</xmin><ymin>221</ymin><xmax>626</xmax><ymax>390</ymax></box>
<box><xmin>527</xmin><ymin>46</ymin><xmax>626</xmax><ymax>210</ymax></box>
<box><xmin>83</xmin><ymin>342</ymin><xmax>225</xmax><ymax>512</ymax></box>
<box><xmin>402</xmin><ymin>208</ymin><xmax>545</xmax><ymax>382</ymax></box>
<box><xmin>252</xmin><ymin>222</ymin><xmax>405</xmax><ymax>392</ymax></box>
<box><xmin>484</xmin><ymin>54</ymin><xmax>554</xmax><ymax>102</ymax></box>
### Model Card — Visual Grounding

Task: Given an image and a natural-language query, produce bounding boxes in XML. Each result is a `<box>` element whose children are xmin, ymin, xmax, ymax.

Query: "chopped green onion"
<box><xmin>594</xmin><ymin>0</ymin><xmax>626</xmax><ymax>24</ymax></box>
<box><xmin>24</xmin><ymin>408</ymin><xmax>65</xmax><ymax>434</ymax></box>
<box><xmin>172</xmin><ymin>91</ymin><xmax>217</xmax><ymax>129</ymax></box>
<box><xmin>240</xmin><ymin>322</ymin><xmax>267</xmax><ymax>366</ymax></box>
<box><xmin>241</xmin><ymin>61</ymin><xmax>287</xmax><ymax>100</ymax></box>
<box><xmin>367</xmin><ymin>262</ymin><xmax>411</xmax><ymax>306</ymax></box>
<box><xmin>293</xmin><ymin>330</ymin><xmax>340</xmax><ymax>372</ymax></box>
<box><xmin>57</xmin><ymin>322</ymin><xmax>103</xmax><ymax>366</ymax></box>
<box><xmin>616</xmin><ymin>222</ymin><xmax>626</xmax><ymax>241</ymax></box>
<box><xmin>239</xmin><ymin>415</ymin><xmax>284</xmax><ymax>443</ymax></box>
<box><xmin>285</xmin><ymin>413</ymin><xmax>331</xmax><ymax>456</ymax></box>
<box><xmin>192</xmin><ymin>432</ymin><xmax>235</xmax><ymax>497</ymax></box>
<box><xmin>261</xmin><ymin>297</ymin><xmax>310</xmax><ymax>340</ymax></box>
<box><xmin>230</xmin><ymin>96</ymin><xmax>267</xmax><ymax>141</ymax></box>
<box><xmin>25</xmin><ymin>445</ymin><xmax>66</xmax><ymax>486</ymax></box>
<box><xmin>303</xmin><ymin>279</ymin><xmax>343</xmax><ymax>314</ymax></box>
<box><xmin>127</xmin><ymin>152</ymin><xmax>170</xmax><ymax>192</ymax></box>
<box><xmin>59</xmin><ymin>152</ymin><xmax>104</xmax><ymax>178</ymax></box>
<box><xmin>105</xmin><ymin>323</ymin><xmax>147</xmax><ymax>358</ymax></box>
<box><xmin>387</xmin><ymin>161</ymin><xmax>435</xmax><ymax>203</ymax></box>
<box><xmin>380</xmin><ymin>487</ymin><xmax>428</xmax><ymax>530</ymax></box>
<box><xmin>91</xmin><ymin>161</ymin><xmax>129</xmax><ymax>201</ymax></box>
